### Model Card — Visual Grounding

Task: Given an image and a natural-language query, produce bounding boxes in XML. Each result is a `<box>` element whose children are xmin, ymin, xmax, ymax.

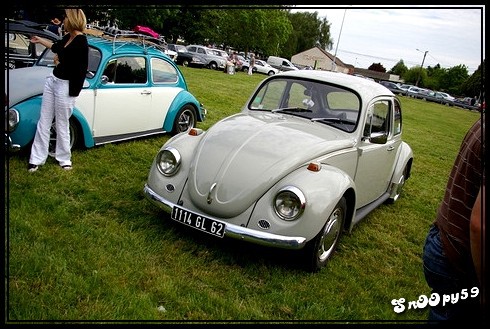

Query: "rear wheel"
<box><xmin>172</xmin><ymin>105</ymin><xmax>197</xmax><ymax>135</ymax></box>
<box><xmin>48</xmin><ymin>118</ymin><xmax>79</xmax><ymax>157</ymax></box>
<box><xmin>387</xmin><ymin>165</ymin><xmax>408</xmax><ymax>204</ymax></box>
<box><xmin>303</xmin><ymin>197</ymin><xmax>346</xmax><ymax>272</ymax></box>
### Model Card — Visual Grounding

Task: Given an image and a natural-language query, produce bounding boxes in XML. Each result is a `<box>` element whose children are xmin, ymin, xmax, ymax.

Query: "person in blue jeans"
<box><xmin>422</xmin><ymin>115</ymin><xmax>485</xmax><ymax>322</ymax></box>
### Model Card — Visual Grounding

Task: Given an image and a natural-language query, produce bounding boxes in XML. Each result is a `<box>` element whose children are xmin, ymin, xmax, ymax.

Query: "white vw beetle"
<box><xmin>144</xmin><ymin>70</ymin><xmax>413</xmax><ymax>272</ymax></box>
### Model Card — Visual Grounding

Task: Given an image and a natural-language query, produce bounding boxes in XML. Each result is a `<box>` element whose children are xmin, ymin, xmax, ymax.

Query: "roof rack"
<box><xmin>86</xmin><ymin>26</ymin><xmax>167</xmax><ymax>55</ymax></box>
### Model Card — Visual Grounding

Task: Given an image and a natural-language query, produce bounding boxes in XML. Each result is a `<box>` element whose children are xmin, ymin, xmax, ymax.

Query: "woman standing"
<box><xmin>28</xmin><ymin>8</ymin><xmax>88</xmax><ymax>172</ymax></box>
<box><xmin>248</xmin><ymin>54</ymin><xmax>255</xmax><ymax>75</ymax></box>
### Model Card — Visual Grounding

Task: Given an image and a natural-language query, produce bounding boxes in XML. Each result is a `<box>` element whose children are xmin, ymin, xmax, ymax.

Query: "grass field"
<box><xmin>5</xmin><ymin>66</ymin><xmax>482</xmax><ymax>323</ymax></box>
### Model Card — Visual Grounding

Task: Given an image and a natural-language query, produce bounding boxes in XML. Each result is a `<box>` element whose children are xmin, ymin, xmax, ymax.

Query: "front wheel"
<box><xmin>303</xmin><ymin>197</ymin><xmax>346</xmax><ymax>272</ymax></box>
<box><xmin>172</xmin><ymin>105</ymin><xmax>197</xmax><ymax>135</ymax></box>
<box><xmin>209</xmin><ymin>62</ymin><xmax>218</xmax><ymax>70</ymax></box>
<box><xmin>48</xmin><ymin>118</ymin><xmax>79</xmax><ymax>157</ymax></box>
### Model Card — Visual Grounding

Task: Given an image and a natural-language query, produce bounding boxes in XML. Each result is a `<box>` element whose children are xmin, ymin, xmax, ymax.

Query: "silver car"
<box><xmin>186</xmin><ymin>45</ymin><xmax>227</xmax><ymax>70</ymax></box>
<box><xmin>144</xmin><ymin>70</ymin><xmax>413</xmax><ymax>272</ymax></box>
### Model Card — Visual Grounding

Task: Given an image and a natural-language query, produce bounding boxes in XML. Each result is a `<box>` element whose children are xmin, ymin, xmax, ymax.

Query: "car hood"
<box><xmin>187</xmin><ymin>112</ymin><xmax>355</xmax><ymax>217</ymax></box>
<box><xmin>6</xmin><ymin>66</ymin><xmax>52</xmax><ymax>107</ymax></box>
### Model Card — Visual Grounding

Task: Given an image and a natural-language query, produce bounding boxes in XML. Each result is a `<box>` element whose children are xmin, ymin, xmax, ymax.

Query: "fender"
<box><xmin>146</xmin><ymin>130</ymin><xmax>207</xmax><ymax>206</ymax></box>
<box><xmin>9</xmin><ymin>96</ymin><xmax>43</xmax><ymax>148</ymax></box>
<box><xmin>162</xmin><ymin>90</ymin><xmax>202</xmax><ymax>132</ymax></box>
<box><xmin>71</xmin><ymin>108</ymin><xmax>95</xmax><ymax>148</ymax></box>
<box><xmin>247</xmin><ymin>163</ymin><xmax>356</xmax><ymax>243</ymax></box>
<box><xmin>392</xmin><ymin>141</ymin><xmax>413</xmax><ymax>181</ymax></box>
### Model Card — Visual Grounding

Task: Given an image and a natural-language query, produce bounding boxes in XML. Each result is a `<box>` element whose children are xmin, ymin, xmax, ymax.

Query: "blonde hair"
<box><xmin>63</xmin><ymin>8</ymin><xmax>86</xmax><ymax>33</ymax></box>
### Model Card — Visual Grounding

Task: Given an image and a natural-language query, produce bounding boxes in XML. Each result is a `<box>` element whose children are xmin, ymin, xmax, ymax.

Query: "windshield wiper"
<box><xmin>311</xmin><ymin>117</ymin><xmax>353</xmax><ymax>125</ymax></box>
<box><xmin>272</xmin><ymin>107</ymin><xmax>312</xmax><ymax>113</ymax></box>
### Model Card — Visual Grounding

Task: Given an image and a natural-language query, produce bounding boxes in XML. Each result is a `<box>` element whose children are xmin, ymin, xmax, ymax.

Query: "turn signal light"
<box><xmin>307</xmin><ymin>162</ymin><xmax>321</xmax><ymax>172</ymax></box>
<box><xmin>189</xmin><ymin>128</ymin><xmax>203</xmax><ymax>136</ymax></box>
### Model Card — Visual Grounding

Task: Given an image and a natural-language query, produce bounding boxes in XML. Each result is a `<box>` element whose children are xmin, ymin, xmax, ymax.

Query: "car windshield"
<box><xmin>36</xmin><ymin>46</ymin><xmax>102</xmax><ymax>79</ymax></box>
<box><xmin>249</xmin><ymin>78</ymin><xmax>361</xmax><ymax>132</ymax></box>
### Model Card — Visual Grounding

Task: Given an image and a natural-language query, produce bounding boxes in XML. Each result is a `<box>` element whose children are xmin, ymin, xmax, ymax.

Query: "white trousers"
<box><xmin>29</xmin><ymin>73</ymin><xmax>76</xmax><ymax>167</ymax></box>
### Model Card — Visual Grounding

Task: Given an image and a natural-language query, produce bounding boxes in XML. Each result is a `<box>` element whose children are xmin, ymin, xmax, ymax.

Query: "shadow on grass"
<box><xmin>155</xmin><ymin>210</ymin><xmax>309</xmax><ymax>273</ymax></box>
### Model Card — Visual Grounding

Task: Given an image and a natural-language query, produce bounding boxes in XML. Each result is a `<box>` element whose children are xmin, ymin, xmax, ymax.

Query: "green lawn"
<box><xmin>5</xmin><ymin>66</ymin><xmax>482</xmax><ymax>323</ymax></box>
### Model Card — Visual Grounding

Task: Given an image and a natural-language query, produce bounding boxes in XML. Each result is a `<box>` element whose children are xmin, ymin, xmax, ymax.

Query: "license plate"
<box><xmin>171</xmin><ymin>206</ymin><xmax>225</xmax><ymax>238</ymax></box>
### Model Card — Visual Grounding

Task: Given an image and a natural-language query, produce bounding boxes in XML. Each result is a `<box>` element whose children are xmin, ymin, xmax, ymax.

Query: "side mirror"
<box><xmin>369</xmin><ymin>132</ymin><xmax>388</xmax><ymax>144</ymax></box>
<box><xmin>100</xmin><ymin>75</ymin><xmax>109</xmax><ymax>84</ymax></box>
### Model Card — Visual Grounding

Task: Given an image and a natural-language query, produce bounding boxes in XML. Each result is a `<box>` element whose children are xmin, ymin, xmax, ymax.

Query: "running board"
<box><xmin>352</xmin><ymin>192</ymin><xmax>390</xmax><ymax>227</ymax></box>
<box><xmin>93</xmin><ymin>128</ymin><xmax>167</xmax><ymax>145</ymax></box>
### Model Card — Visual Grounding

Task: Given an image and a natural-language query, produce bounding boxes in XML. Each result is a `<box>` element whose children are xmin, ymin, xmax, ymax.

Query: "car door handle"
<box><xmin>387</xmin><ymin>146</ymin><xmax>395</xmax><ymax>151</ymax></box>
<box><xmin>141</xmin><ymin>90</ymin><xmax>152</xmax><ymax>95</ymax></box>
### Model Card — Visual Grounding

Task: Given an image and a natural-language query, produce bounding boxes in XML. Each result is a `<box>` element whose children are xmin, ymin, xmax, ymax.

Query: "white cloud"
<box><xmin>291</xmin><ymin>6</ymin><xmax>484</xmax><ymax>73</ymax></box>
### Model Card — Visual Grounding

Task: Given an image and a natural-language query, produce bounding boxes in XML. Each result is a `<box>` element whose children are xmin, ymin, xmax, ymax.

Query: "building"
<box><xmin>291</xmin><ymin>46</ymin><xmax>353</xmax><ymax>74</ymax></box>
<box><xmin>291</xmin><ymin>46</ymin><xmax>402</xmax><ymax>83</ymax></box>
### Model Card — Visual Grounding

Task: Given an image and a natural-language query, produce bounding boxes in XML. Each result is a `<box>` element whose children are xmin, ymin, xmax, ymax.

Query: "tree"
<box><xmin>282</xmin><ymin>11</ymin><xmax>333</xmax><ymax>60</ymax></box>
<box><xmin>444</xmin><ymin>65</ymin><xmax>470</xmax><ymax>96</ymax></box>
<box><xmin>460</xmin><ymin>60</ymin><xmax>485</xmax><ymax>99</ymax></box>
<box><xmin>318</xmin><ymin>17</ymin><xmax>334</xmax><ymax>51</ymax></box>
<box><xmin>424</xmin><ymin>64</ymin><xmax>446</xmax><ymax>91</ymax></box>
<box><xmin>285</xmin><ymin>11</ymin><xmax>320</xmax><ymax>59</ymax></box>
<box><xmin>402</xmin><ymin>66</ymin><xmax>427</xmax><ymax>86</ymax></box>
<box><xmin>389</xmin><ymin>60</ymin><xmax>408</xmax><ymax>77</ymax></box>
<box><xmin>368</xmin><ymin>63</ymin><xmax>386</xmax><ymax>73</ymax></box>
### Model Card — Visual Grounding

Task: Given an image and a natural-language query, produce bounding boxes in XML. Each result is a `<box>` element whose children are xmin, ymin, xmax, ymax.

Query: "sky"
<box><xmin>290</xmin><ymin>5</ymin><xmax>484</xmax><ymax>75</ymax></box>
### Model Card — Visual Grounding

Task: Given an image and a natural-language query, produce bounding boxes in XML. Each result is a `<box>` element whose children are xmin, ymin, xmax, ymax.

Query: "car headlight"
<box><xmin>156</xmin><ymin>147</ymin><xmax>181</xmax><ymax>176</ymax></box>
<box><xmin>7</xmin><ymin>108</ymin><xmax>19</xmax><ymax>132</ymax></box>
<box><xmin>273</xmin><ymin>186</ymin><xmax>306</xmax><ymax>221</ymax></box>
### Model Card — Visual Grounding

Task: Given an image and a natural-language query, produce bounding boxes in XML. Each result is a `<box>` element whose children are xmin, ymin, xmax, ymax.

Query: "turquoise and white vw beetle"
<box><xmin>144</xmin><ymin>70</ymin><xmax>413</xmax><ymax>272</ymax></box>
<box><xmin>5</xmin><ymin>27</ymin><xmax>205</xmax><ymax>155</ymax></box>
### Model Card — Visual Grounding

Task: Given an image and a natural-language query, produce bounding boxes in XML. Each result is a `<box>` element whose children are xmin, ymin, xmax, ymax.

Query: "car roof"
<box><xmin>6</xmin><ymin>20</ymin><xmax>60</xmax><ymax>41</ymax></box>
<box><xmin>273</xmin><ymin>70</ymin><xmax>394</xmax><ymax>99</ymax></box>
<box><xmin>85</xmin><ymin>31</ymin><xmax>169</xmax><ymax>58</ymax></box>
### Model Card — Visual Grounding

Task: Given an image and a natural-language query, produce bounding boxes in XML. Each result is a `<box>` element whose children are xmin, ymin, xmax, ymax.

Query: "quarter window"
<box><xmin>394</xmin><ymin>99</ymin><xmax>402</xmax><ymax>135</ymax></box>
<box><xmin>151</xmin><ymin>58</ymin><xmax>178</xmax><ymax>84</ymax></box>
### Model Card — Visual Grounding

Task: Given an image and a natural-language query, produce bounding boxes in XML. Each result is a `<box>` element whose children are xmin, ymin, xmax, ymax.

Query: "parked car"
<box><xmin>267</xmin><ymin>55</ymin><xmax>299</xmax><ymax>71</ymax></box>
<box><xmin>453</xmin><ymin>97</ymin><xmax>481</xmax><ymax>111</ymax></box>
<box><xmin>166</xmin><ymin>44</ymin><xmax>206</xmax><ymax>68</ymax></box>
<box><xmin>438</xmin><ymin>92</ymin><xmax>455</xmax><ymax>103</ymax></box>
<box><xmin>5</xmin><ymin>19</ymin><xmax>60</xmax><ymax>69</ymax></box>
<box><xmin>167</xmin><ymin>43</ymin><xmax>187</xmax><ymax>53</ymax></box>
<box><xmin>143</xmin><ymin>71</ymin><xmax>413</xmax><ymax>272</ymax></box>
<box><xmin>174</xmin><ymin>50</ymin><xmax>206</xmax><ymax>68</ymax></box>
<box><xmin>378</xmin><ymin>81</ymin><xmax>405</xmax><ymax>95</ymax></box>
<box><xmin>5</xmin><ymin>28</ymin><xmax>206</xmax><ymax>155</ymax></box>
<box><xmin>420</xmin><ymin>91</ymin><xmax>454</xmax><ymax>106</ymax></box>
<box><xmin>186</xmin><ymin>45</ymin><xmax>227</xmax><ymax>70</ymax></box>
<box><xmin>406</xmin><ymin>86</ymin><xmax>426</xmax><ymax>98</ymax></box>
<box><xmin>398</xmin><ymin>84</ymin><xmax>414</xmax><ymax>96</ymax></box>
<box><xmin>253</xmin><ymin>59</ymin><xmax>279</xmax><ymax>76</ymax></box>
<box><xmin>210</xmin><ymin>48</ymin><xmax>228</xmax><ymax>59</ymax></box>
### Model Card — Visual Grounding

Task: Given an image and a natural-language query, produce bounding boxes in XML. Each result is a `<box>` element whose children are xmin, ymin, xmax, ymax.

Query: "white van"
<box><xmin>266</xmin><ymin>56</ymin><xmax>299</xmax><ymax>72</ymax></box>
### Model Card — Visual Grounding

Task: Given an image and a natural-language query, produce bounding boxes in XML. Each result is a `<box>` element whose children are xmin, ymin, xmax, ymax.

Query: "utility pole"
<box><xmin>415</xmin><ymin>49</ymin><xmax>428</xmax><ymax>87</ymax></box>
<box><xmin>331</xmin><ymin>9</ymin><xmax>347</xmax><ymax>72</ymax></box>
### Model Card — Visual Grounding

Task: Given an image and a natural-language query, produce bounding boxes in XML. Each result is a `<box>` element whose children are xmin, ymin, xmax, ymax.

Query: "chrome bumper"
<box><xmin>5</xmin><ymin>133</ymin><xmax>20</xmax><ymax>152</ymax></box>
<box><xmin>143</xmin><ymin>184</ymin><xmax>307</xmax><ymax>250</ymax></box>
